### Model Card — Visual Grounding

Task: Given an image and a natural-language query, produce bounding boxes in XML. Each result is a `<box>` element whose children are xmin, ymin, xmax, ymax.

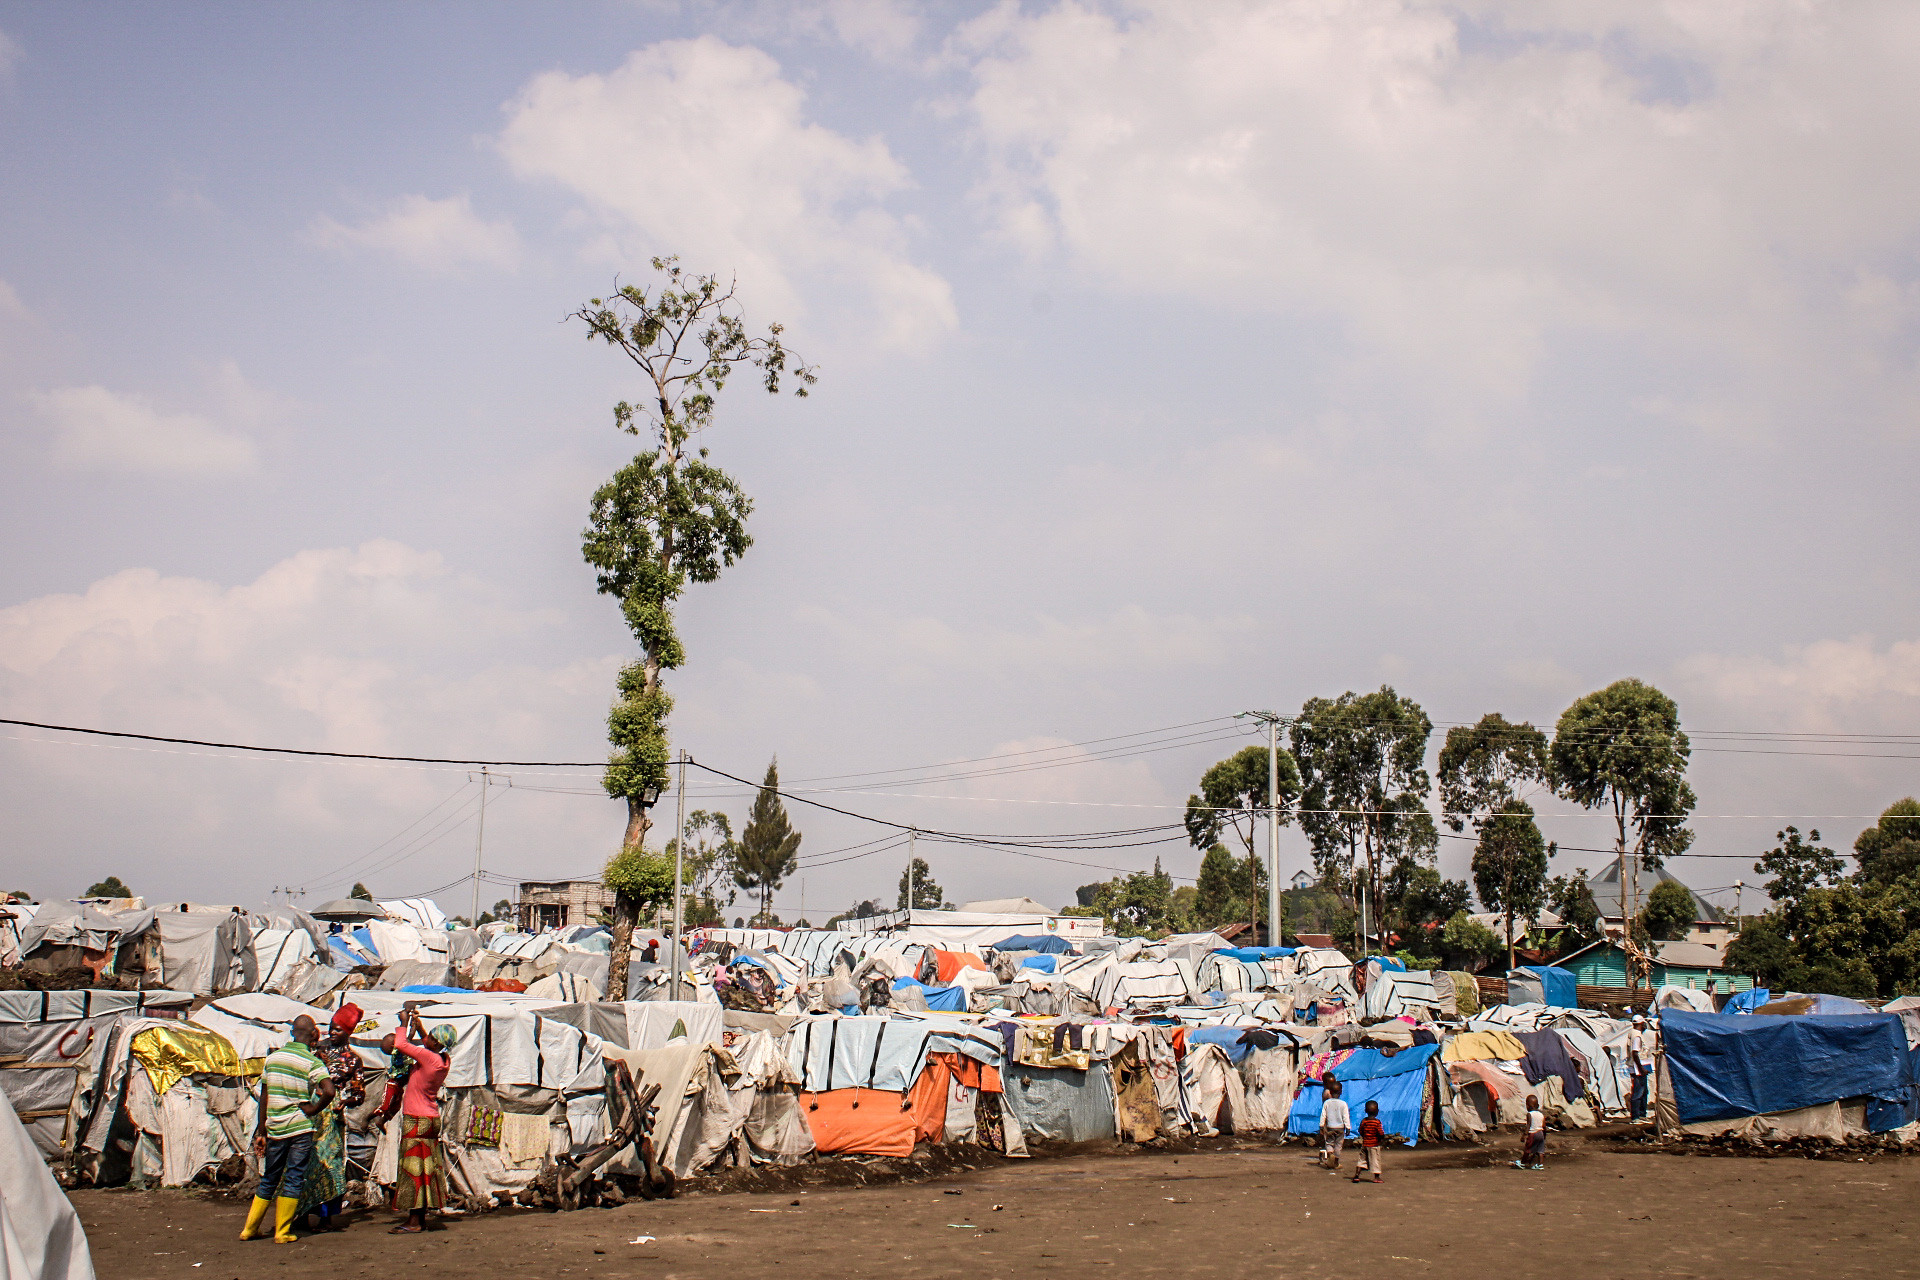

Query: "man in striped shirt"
<box><xmin>240</xmin><ymin>1015</ymin><xmax>336</xmax><ymax>1244</ymax></box>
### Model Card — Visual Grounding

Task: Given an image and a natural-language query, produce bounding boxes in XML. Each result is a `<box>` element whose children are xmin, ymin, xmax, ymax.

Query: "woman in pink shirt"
<box><xmin>387</xmin><ymin>1005</ymin><xmax>455</xmax><ymax>1234</ymax></box>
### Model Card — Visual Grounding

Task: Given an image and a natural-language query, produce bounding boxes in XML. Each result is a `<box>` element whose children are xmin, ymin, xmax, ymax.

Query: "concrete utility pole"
<box><xmin>670</xmin><ymin>751</ymin><xmax>688</xmax><ymax>994</ymax></box>
<box><xmin>471</xmin><ymin>767</ymin><xmax>489</xmax><ymax>926</ymax></box>
<box><xmin>906</xmin><ymin>829</ymin><xmax>917</xmax><ymax>916</ymax></box>
<box><xmin>1732</xmin><ymin>880</ymin><xmax>1744</xmax><ymax>930</ymax></box>
<box><xmin>1236</xmin><ymin>710</ymin><xmax>1289</xmax><ymax>948</ymax></box>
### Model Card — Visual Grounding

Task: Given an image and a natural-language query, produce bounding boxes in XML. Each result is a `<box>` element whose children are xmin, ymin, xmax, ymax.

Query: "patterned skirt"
<box><xmin>393</xmin><ymin>1115</ymin><xmax>447</xmax><ymax>1211</ymax></box>
<box><xmin>294</xmin><ymin>1109</ymin><xmax>345</xmax><ymax>1217</ymax></box>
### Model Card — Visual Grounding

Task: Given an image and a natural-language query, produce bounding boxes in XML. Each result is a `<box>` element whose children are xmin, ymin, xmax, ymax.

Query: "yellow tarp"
<box><xmin>129</xmin><ymin>1023</ymin><xmax>257</xmax><ymax>1095</ymax></box>
<box><xmin>1440</xmin><ymin>1029</ymin><xmax>1528</xmax><ymax>1063</ymax></box>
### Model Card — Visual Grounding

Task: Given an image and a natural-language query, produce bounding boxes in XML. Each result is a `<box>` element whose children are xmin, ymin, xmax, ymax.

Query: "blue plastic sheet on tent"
<box><xmin>1187</xmin><ymin>1027</ymin><xmax>1256</xmax><ymax>1064</ymax></box>
<box><xmin>400</xmin><ymin>984</ymin><xmax>472</xmax><ymax>995</ymax></box>
<box><xmin>1215</xmin><ymin>946</ymin><xmax>1296</xmax><ymax>962</ymax></box>
<box><xmin>1661</xmin><ymin>1010</ymin><xmax>1910</xmax><ymax>1124</ymax></box>
<box><xmin>1776</xmin><ymin>992</ymin><xmax>1876</xmax><ymax>1015</ymax></box>
<box><xmin>1724</xmin><ymin>988</ymin><xmax>1772</xmax><ymax>1015</ymax></box>
<box><xmin>992</xmin><ymin>934</ymin><xmax>1075</xmax><ymax>954</ymax></box>
<box><xmin>1368</xmin><ymin>955</ymin><xmax>1406</xmax><ymax>972</ymax></box>
<box><xmin>1515</xmin><ymin>965</ymin><xmax>1577</xmax><ymax>1008</ymax></box>
<box><xmin>1287</xmin><ymin>1042</ymin><xmax>1439</xmax><ymax>1147</ymax></box>
<box><xmin>1019</xmin><ymin>954</ymin><xmax>1058</xmax><ymax>973</ymax></box>
<box><xmin>1864</xmin><ymin>1046</ymin><xmax>1920</xmax><ymax>1133</ymax></box>
<box><xmin>893</xmin><ymin>976</ymin><xmax>967</xmax><ymax>1012</ymax></box>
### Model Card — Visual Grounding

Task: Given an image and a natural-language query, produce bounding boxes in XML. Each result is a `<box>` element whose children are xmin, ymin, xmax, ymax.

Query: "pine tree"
<box><xmin>733</xmin><ymin>758</ymin><xmax>802</xmax><ymax>921</ymax></box>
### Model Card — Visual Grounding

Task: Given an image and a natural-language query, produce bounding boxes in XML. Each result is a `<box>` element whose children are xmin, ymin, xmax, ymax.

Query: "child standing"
<box><xmin>1351</xmin><ymin>1099</ymin><xmax>1384</xmax><ymax>1183</ymax></box>
<box><xmin>1513</xmin><ymin>1093</ymin><xmax>1545</xmax><ymax>1170</ymax></box>
<box><xmin>1318</xmin><ymin>1081</ymin><xmax>1350</xmax><ymax>1169</ymax></box>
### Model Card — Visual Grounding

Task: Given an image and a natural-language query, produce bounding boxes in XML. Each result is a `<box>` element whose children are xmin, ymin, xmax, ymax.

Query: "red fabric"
<box><xmin>797</xmin><ymin>1088</ymin><xmax>916</xmax><ymax>1157</ymax></box>
<box><xmin>478</xmin><ymin>978</ymin><xmax>527</xmax><ymax>993</ymax></box>
<box><xmin>393</xmin><ymin>1024</ymin><xmax>449</xmax><ymax>1118</ymax></box>
<box><xmin>330</xmin><ymin>1003</ymin><xmax>363</xmax><ymax>1033</ymax></box>
<box><xmin>909</xmin><ymin>1059</ymin><xmax>950</xmax><ymax>1144</ymax></box>
<box><xmin>1360</xmin><ymin>1116</ymin><xmax>1385</xmax><ymax>1148</ymax></box>
<box><xmin>1171</xmin><ymin>1027</ymin><xmax>1189</xmax><ymax>1060</ymax></box>
<box><xmin>932</xmin><ymin>949</ymin><xmax>989</xmax><ymax>984</ymax></box>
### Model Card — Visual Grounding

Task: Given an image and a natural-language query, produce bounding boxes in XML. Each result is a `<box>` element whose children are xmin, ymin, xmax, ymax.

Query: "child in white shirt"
<box><xmin>1318</xmin><ymin>1081</ymin><xmax>1350</xmax><ymax>1169</ymax></box>
<box><xmin>1512</xmin><ymin>1093</ymin><xmax>1545</xmax><ymax>1170</ymax></box>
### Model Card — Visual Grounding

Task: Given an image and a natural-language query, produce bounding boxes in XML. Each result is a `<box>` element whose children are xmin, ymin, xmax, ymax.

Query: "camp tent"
<box><xmin>0</xmin><ymin>1090</ymin><xmax>95</xmax><ymax>1279</ymax></box>
<box><xmin>1505</xmin><ymin>965</ymin><xmax>1577</xmax><ymax>1009</ymax></box>
<box><xmin>1661</xmin><ymin>1009</ymin><xmax>1912</xmax><ymax>1136</ymax></box>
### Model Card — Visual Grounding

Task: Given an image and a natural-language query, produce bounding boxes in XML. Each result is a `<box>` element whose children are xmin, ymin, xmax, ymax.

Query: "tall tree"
<box><xmin>1755</xmin><ymin>826</ymin><xmax>1844</xmax><ymax>906</ymax></box>
<box><xmin>1471</xmin><ymin>802</ymin><xmax>1550</xmax><ymax>968</ymax></box>
<box><xmin>733</xmin><ymin>759</ymin><xmax>802</xmax><ymax>922</ymax></box>
<box><xmin>1183</xmin><ymin>743</ymin><xmax>1300</xmax><ymax>933</ymax></box>
<box><xmin>1546</xmin><ymin>868</ymin><xmax>1601</xmax><ymax>944</ymax></box>
<box><xmin>1637</xmin><ymin>878</ymin><xmax>1696</xmax><ymax>942</ymax></box>
<box><xmin>668</xmin><ymin>810</ymin><xmax>738</xmax><ymax>926</ymax></box>
<box><xmin>896</xmin><ymin>857</ymin><xmax>945</xmax><ymax>910</ymax></box>
<box><xmin>1193</xmin><ymin>843</ymin><xmax>1261</xmax><ymax>929</ymax></box>
<box><xmin>1094</xmin><ymin>859</ymin><xmax>1177</xmax><ymax>938</ymax></box>
<box><xmin>1549</xmin><ymin>680</ymin><xmax>1695</xmax><ymax>990</ymax></box>
<box><xmin>1438</xmin><ymin>713</ymin><xmax>1552</xmax><ymax>969</ymax></box>
<box><xmin>576</xmin><ymin>258</ymin><xmax>812</xmax><ymax>997</ymax></box>
<box><xmin>1854</xmin><ymin>798</ymin><xmax>1920</xmax><ymax>885</ymax></box>
<box><xmin>1291</xmin><ymin>687</ymin><xmax>1436</xmax><ymax>955</ymax></box>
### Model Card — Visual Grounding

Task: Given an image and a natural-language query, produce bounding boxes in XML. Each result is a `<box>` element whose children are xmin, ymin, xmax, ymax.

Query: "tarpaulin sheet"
<box><xmin>1864</xmin><ymin>1046</ymin><xmax>1920</xmax><ymax>1133</ymax></box>
<box><xmin>892</xmin><ymin>978</ymin><xmax>967</xmax><ymax>1012</ymax></box>
<box><xmin>1186</xmin><ymin>1027</ymin><xmax>1254</xmax><ymax>1065</ymax></box>
<box><xmin>992</xmin><ymin>934</ymin><xmax>1074</xmax><ymax>954</ymax></box>
<box><xmin>1724</xmin><ymin>988</ymin><xmax>1771</xmax><ymax>1015</ymax></box>
<box><xmin>1217</xmin><ymin>946</ymin><xmax>1295</xmax><ymax>961</ymax></box>
<box><xmin>1288</xmin><ymin>1068</ymin><xmax>1430</xmax><ymax>1146</ymax></box>
<box><xmin>1329</xmin><ymin>1042</ymin><xmax>1440</xmax><ymax>1081</ymax></box>
<box><xmin>129</xmin><ymin>1023</ymin><xmax>254</xmax><ymax>1096</ymax></box>
<box><xmin>1661</xmin><ymin>1010</ymin><xmax>1909</xmax><ymax>1124</ymax></box>
<box><xmin>1019</xmin><ymin>955</ymin><xmax>1058</xmax><ymax>973</ymax></box>
<box><xmin>1515</xmin><ymin>965</ymin><xmax>1577</xmax><ymax>1008</ymax></box>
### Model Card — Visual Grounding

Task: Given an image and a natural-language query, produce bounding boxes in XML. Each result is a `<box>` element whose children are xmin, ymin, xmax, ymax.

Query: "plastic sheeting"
<box><xmin>991</xmin><ymin>934</ymin><xmax>1075</xmax><ymax>954</ymax></box>
<box><xmin>1509</xmin><ymin>966</ymin><xmax>1577</xmax><ymax>1009</ymax></box>
<box><xmin>1288</xmin><ymin>1044</ymin><xmax>1437</xmax><ymax>1146</ymax></box>
<box><xmin>1001</xmin><ymin>1062</ymin><xmax>1117</xmax><ymax>1143</ymax></box>
<box><xmin>0</xmin><ymin>1090</ymin><xmax>95</xmax><ymax>1279</ymax></box>
<box><xmin>128</xmin><ymin>1023</ymin><xmax>252</xmax><ymax>1096</ymax></box>
<box><xmin>892</xmin><ymin>978</ymin><xmax>967</xmax><ymax>1012</ymax></box>
<box><xmin>1661</xmin><ymin>1010</ymin><xmax>1910</xmax><ymax>1124</ymax></box>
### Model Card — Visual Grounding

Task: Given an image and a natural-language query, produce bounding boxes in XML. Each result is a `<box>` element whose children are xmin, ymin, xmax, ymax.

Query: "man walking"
<box><xmin>240</xmin><ymin>1014</ymin><xmax>336</xmax><ymax>1244</ymax></box>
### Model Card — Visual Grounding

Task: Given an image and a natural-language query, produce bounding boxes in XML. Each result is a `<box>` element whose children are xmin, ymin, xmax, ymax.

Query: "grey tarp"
<box><xmin>156</xmin><ymin>913</ymin><xmax>256</xmax><ymax>996</ymax></box>
<box><xmin>1000</xmin><ymin>1062</ymin><xmax>1117</xmax><ymax>1143</ymax></box>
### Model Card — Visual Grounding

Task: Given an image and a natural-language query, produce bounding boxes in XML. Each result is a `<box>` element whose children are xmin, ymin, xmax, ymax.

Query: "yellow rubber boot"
<box><xmin>238</xmin><ymin>1196</ymin><xmax>272</xmax><ymax>1240</ymax></box>
<box><xmin>273</xmin><ymin>1196</ymin><xmax>300</xmax><ymax>1244</ymax></box>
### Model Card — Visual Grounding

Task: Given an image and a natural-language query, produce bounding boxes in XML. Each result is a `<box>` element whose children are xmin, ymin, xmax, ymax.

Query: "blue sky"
<box><xmin>2</xmin><ymin>2</ymin><xmax>1916</xmax><ymax>919</ymax></box>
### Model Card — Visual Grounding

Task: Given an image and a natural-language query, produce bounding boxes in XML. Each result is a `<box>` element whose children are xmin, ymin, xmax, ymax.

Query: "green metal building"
<box><xmin>1558</xmin><ymin>937</ymin><xmax>1754</xmax><ymax>993</ymax></box>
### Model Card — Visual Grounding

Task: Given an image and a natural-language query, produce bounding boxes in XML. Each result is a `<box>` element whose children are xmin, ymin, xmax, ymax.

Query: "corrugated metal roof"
<box><xmin>1585</xmin><ymin>861</ymin><xmax>1724</xmax><ymax>923</ymax></box>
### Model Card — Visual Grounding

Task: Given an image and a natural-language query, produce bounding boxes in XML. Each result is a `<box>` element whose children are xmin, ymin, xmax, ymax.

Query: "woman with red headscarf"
<box><xmin>297</xmin><ymin>1003</ymin><xmax>367</xmax><ymax>1231</ymax></box>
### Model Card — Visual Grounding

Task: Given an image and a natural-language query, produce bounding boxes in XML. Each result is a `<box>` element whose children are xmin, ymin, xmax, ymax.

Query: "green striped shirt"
<box><xmin>261</xmin><ymin>1042</ymin><xmax>328</xmax><ymax>1139</ymax></box>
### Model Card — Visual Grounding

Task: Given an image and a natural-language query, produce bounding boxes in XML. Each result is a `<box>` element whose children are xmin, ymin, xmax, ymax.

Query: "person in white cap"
<box><xmin>1627</xmin><ymin>1014</ymin><xmax>1651</xmax><ymax>1120</ymax></box>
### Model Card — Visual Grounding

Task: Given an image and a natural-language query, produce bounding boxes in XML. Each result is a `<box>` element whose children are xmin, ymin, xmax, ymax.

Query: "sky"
<box><xmin>1</xmin><ymin>1</ymin><xmax>1916</xmax><ymax>923</ymax></box>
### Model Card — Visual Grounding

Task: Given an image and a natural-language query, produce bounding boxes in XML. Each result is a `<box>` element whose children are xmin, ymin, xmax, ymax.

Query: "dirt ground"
<box><xmin>74</xmin><ymin>1134</ymin><xmax>1917</xmax><ymax>1280</ymax></box>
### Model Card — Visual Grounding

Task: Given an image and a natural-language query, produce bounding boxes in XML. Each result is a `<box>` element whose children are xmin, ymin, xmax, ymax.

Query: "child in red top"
<box><xmin>1351</xmin><ymin>1098</ymin><xmax>1385</xmax><ymax>1183</ymax></box>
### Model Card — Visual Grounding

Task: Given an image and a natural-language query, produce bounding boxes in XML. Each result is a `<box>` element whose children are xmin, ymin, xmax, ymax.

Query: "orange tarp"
<box><xmin>932</xmin><ymin>949</ymin><xmax>990</xmax><ymax>983</ymax></box>
<box><xmin>797</xmin><ymin>1088</ymin><xmax>916</xmax><ymax>1158</ymax></box>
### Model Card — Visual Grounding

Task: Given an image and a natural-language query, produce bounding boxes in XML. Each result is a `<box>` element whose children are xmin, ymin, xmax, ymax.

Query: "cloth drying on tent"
<box><xmin>1442</xmin><ymin>1029</ymin><xmax>1527</xmax><ymax>1062</ymax></box>
<box><xmin>1512</xmin><ymin>1029</ymin><xmax>1585</xmax><ymax>1100</ymax></box>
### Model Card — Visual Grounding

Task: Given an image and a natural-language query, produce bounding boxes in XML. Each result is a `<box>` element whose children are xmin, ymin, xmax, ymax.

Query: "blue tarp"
<box><xmin>992</xmin><ymin>934</ymin><xmax>1075</xmax><ymax>954</ymax></box>
<box><xmin>400</xmin><ymin>984</ymin><xmax>472</xmax><ymax>994</ymax></box>
<box><xmin>1724</xmin><ymin>987</ymin><xmax>1771</xmax><ymax>1015</ymax></box>
<box><xmin>1661</xmin><ymin>1010</ymin><xmax>1910</xmax><ymax>1124</ymax></box>
<box><xmin>1287</xmin><ymin>1052</ymin><xmax>1436</xmax><ymax>1147</ymax></box>
<box><xmin>1215</xmin><ymin>946</ymin><xmax>1295</xmax><ymax>962</ymax></box>
<box><xmin>1369</xmin><ymin>955</ymin><xmax>1406</xmax><ymax>972</ymax></box>
<box><xmin>1329</xmin><ymin>1043</ymin><xmax>1440</xmax><ymax>1082</ymax></box>
<box><xmin>1515</xmin><ymin>965</ymin><xmax>1577</xmax><ymax>1008</ymax></box>
<box><xmin>892</xmin><ymin>976</ymin><xmax>967</xmax><ymax>1012</ymax></box>
<box><xmin>1019</xmin><ymin>954</ymin><xmax>1058</xmax><ymax>973</ymax></box>
<box><xmin>1864</xmin><ymin>1046</ymin><xmax>1920</xmax><ymax>1133</ymax></box>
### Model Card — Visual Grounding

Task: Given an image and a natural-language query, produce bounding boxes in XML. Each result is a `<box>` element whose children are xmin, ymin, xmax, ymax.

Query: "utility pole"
<box><xmin>1732</xmin><ymin>880</ymin><xmax>1744</xmax><ymax>931</ymax></box>
<box><xmin>472</xmin><ymin>766</ymin><xmax>489</xmax><ymax>926</ymax></box>
<box><xmin>1236</xmin><ymin>711</ymin><xmax>1289</xmax><ymax>948</ymax></box>
<box><xmin>670</xmin><ymin>751</ymin><xmax>688</xmax><ymax>995</ymax></box>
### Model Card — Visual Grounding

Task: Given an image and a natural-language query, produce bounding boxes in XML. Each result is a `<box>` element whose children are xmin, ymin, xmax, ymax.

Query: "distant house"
<box><xmin>1289</xmin><ymin>869</ymin><xmax>1315</xmax><ymax>892</ymax></box>
<box><xmin>1585</xmin><ymin>862</ymin><xmax>1733</xmax><ymax>947</ymax></box>
<box><xmin>1559</xmin><ymin>936</ymin><xmax>1751</xmax><ymax>994</ymax></box>
<box><xmin>516</xmin><ymin>879</ymin><xmax>615</xmax><ymax>932</ymax></box>
<box><xmin>1470</xmin><ymin>909</ymin><xmax>1564</xmax><ymax>946</ymax></box>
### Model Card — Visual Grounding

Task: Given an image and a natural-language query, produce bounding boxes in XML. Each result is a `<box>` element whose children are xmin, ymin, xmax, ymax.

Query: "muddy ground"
<box><xmin>75</xmin><ymin>1132</ymin><xmax>1916</xmax><ymax>1280</ymax></box>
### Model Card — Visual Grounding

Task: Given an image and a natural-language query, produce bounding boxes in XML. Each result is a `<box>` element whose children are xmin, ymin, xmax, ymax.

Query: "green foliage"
<box><xmin>84</xmin><ymin>876</ymin><xmax>132</xmax><ymax>898</ymax></box>
<box><xmin>602</xmin><ymin>845</ymin><xmax>676</xmax><ymax>914</ymax></box>
<box><xmin>7</xmin><ymin>891</ymin><xmax>31</xmax><ymax>903</ymax></box>
<box><xmin>1438</xmin><ymin>713</ymin><xmax>1550</xmax><ymax>832</ymax></box>
<box><xmin>897</xmin><ymin>857</ymin><xmax>946</xmax><ymax>910</ymax></box>
<box><xmin>1854</xmin><ymin>797</ymin><xmax>1920</xmax><ymax>885</ymax></box>
<box><xmin>668</xmin><ymin>809</ymin><xmax>739</xmax><ymax>924</ymax></box>
<box><xmin>1292</xmin><ymin>687</ymin><xmax>1436</xmax><ymax>947</ymax></box>
<box><xmin>1193</xmin><ymin>842</ymin><xmax>1265</xmax><ymax>929</ymax></box>
<box><xmin>349</xmin><ymin>883</ymin><xmax>373</xmax><ymax>901</ymax></box>
<box><xmin>1385</xmin><ymin>864</ymin><xmax>1470</xmax><ymax>957</ymax></box>
<box><xmin>1183</xmin><ymin>744</ymin><xmax>1302</xmax><ymax>856</ymax></box>
<box><xmin>1637</xmin><ymin>878</ymin><xmax>1696</xmax><ymax>941</ymax></box>
<box><xmin>475</xmin><ymin>898</ymin><xmax>514</xmax><ymax>926</ymax></box>
<box><xmin>1545</xmin><ymin>868</ymin><xmax>1601</xmax><ymax>944</ymax></box>
<box><xmin>600</xmin><ymin>662</ymin><xmax>675</xmax><ymax>810</ymax></box>
<box><xmin>1550</xmin><ymin>679</ymin><xmax>1696</xmax><ymax>873</ymax></box>
<box><xmin>1755</xmin><ymin>826</ymin><xmax>1844</xmax><ymax>906</ymax></box>
<box><xmin>827</xmin><ymin>899</ymin><xmax>884</xmax><ymax>928</ymax></box>
<box><xmin>1074</xmin><ymin>883</ymin><xmax>1103</xmax><ymax>908</ymax></box>
<box><xmin>1056</xmin><ymin>905</ymin><xmax>1102</xmax><ymax>918</ymax></box>
<box><xmin>1093</xmin><ymin>859</ymin><xmax>1179</xmax><ymax>937</ymax></box>
<box><xmin>733</xmin><ymin>759</ymin><xmax>802</xmax><ymax>919</ymax></box>
<box><xmin>1439</xmin><ymin>911</ymin><xmax>1504</xmax><ymax>968</ymax></box>
<box><xmin>1472</xmin><ymin>801</ymin><xmax>1549</xmax><ymax>944</ymax></box>
<box><xmin>1723</xmin><ymin>913</ymin><xmax>1795</xmax><ymax>988</ymax></box>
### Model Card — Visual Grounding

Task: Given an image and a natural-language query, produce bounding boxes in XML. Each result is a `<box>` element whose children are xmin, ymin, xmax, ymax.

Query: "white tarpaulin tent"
<box><xmin>0</xmin><ymin>1089</ymin><xmax>95</xmax><ymax>1280</ymax></box>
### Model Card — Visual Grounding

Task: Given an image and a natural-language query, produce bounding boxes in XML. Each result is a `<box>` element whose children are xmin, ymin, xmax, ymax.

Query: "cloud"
<box><xmin>957</xmin><ymin>1</ymin><xmax>1920</xmax><ymax>423</ymax></box>
<box><xmin>308</xmin><ymin>194</ymin><xmax>521</xmax><ymax>272</ymax></box>
<box><xmin>0</xmin><ymin>541</ymin><xmax>618</xmax><ymax>903</ymax></box>
<box><xmin>0</xmin><ymin>28</ymin><xmax>19</xmax><ymax>80</ymax></box>
<box><xmin>1676</xmin><ymin>636</ymin><xmax>1920</xmax><ymax>733</ymax></box>
<box><xmin>498</xmin><ymin>36</ymin><xmax>956</xmax><ymax>349</ymax></box>
<box><xmin>30</xmin><ymin>380</ymin><xmax>261</xmax><ymax>476</ymax></box>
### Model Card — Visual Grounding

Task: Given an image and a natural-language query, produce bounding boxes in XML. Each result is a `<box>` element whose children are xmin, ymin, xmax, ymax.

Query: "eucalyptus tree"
<box><xmin>1291</xmin><ymin>687</ymin><xmax>1436</xmax><ymax>955</ymax></box>
<box><xmin>578</xmin><ymin>257</ymin><xmax>813</xmax><ymax>996</ymax></box>
<box><xmin>1549</xmin><ymin>679</ymin><xmax>1695</xmax><ymax>990</ymax></box>
<box><xmin>1438</xmin><ymin>713</ymin><xmax>1552</xmax><ymax>968</ymax></box>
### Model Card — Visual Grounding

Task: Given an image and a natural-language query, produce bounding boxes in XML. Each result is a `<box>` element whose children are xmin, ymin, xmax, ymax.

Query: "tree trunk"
<box><xmin>605</xmin><ymin>797</ymin><xmax>653</xmax><ymax>1003</ymax></box>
